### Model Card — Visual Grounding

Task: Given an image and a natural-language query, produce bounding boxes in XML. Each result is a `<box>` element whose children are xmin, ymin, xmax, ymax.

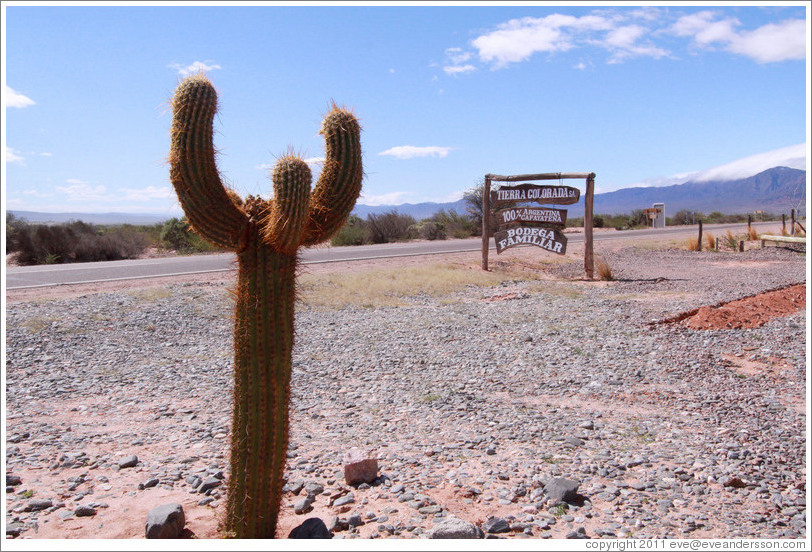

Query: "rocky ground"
<box><xmin>4</xmin><ymin>243</ymin><xmax>808</xmax><ymax>542</ymax></box>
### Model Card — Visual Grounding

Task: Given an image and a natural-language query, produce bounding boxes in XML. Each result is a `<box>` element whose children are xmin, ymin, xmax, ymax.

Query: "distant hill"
<box><xmin>8</xmin><ymin>166</ymin><xmax>805</xmax><ymax>226</ymax></box>
<box><xmin>351</xmin><ymin>166</ymin><xmax>806</xmax><ymax>219</ymax></box>
<box><xmin>352</xmin><ymin>198</ymin><xmax>471</xmax><ymax>220</ymax></box>
<box><xmin>592</xmin><ymin>166</ymin><xmax>806</xmax><ymax>217</ymax></box>
<box><xmin>7</xmin><ymin>211</ymin><xmax>173</xmax><ymax>225</ymax></box>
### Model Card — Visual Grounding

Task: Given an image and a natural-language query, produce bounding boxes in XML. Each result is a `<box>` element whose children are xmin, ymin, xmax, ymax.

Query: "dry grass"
<box><xmin>724</xmin><ymin>229</ymin><xmax>737</xmax><ymax>250</ymax></box>
<box><xmin>595</xmin><ymin>258</ymin><xmax>614</xmax><ymax>281</ymax></box>
<box><xmin>686</xmin><ymin>237</ymin><xmax>700</xmax><ymax>251</ymax></box>
<box><xmin>748</xmin><ymin>226</ymin><xmax>759</xmax><ymax>241</ymax></box>
<box><xmin>705</xmin><ymin>232</ymin><xmax>716</xmax><ymax>251</ymax></box>
<box><xmin>297</xmin><ymin>262</ymin><xmax>531</xmax><ymax>308</ymax></box>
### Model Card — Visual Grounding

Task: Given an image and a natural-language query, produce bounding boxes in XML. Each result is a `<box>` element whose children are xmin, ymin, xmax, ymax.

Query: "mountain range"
<box><xmin>7</xmin><ymin>166</ymin><xmax>806</xmax><ymax>225</ymax></box>
<box><xmin>351</xmin><ymin>166</ymin><xmax>806</xmax><ymax>219</ymax></box>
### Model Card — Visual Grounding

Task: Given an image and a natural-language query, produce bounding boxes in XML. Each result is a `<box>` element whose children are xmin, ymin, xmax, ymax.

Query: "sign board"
<box><xmin>497</xmin><ymin>207</ymin><xmax>567</xmax><ymax>227</ymax></box>
<box><xmin>494</xmin><ymin>226</ymin><xmax>568</xmax><ymax>255</ymax></box>
<box><xmin>491</xmin><ymin>183</ymin><xmax>580</xmax><ymax>207</ymax></box>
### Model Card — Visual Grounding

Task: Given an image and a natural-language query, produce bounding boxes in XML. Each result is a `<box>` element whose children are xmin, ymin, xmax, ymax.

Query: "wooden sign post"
<box><xmin>482</xmin><ymin>172</ymin><xmax>596</xmax><ymax>279</ymax></box>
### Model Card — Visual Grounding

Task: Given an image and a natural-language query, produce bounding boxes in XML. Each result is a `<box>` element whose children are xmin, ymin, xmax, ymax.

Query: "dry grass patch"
<box><xmin>706</xmin><ymin>232</ymin><xmax>717</xmax><ymax>251</ymax></box>
<box><xmin>298</xmin><ymin>262</ymin><xmax>523</xmax><ymax>308</ymax></box>
<box><xmin>595</xmin><ymin>258</ymin><xmax>614</xmax><ymax>281</ymax></box>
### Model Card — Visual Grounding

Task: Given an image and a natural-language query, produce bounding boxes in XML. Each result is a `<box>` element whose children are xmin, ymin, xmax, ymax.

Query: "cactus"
<box><xmin>169</xmin><ymin>74</ymin><xmax>362</xmax><ymax>538</ymax></box>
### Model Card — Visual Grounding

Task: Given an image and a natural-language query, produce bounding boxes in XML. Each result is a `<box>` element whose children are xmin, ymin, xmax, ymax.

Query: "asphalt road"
<box><xmin>4</xmin><ymin>222</ymin><xmax>781</xmax><ymax>289</ymax></box>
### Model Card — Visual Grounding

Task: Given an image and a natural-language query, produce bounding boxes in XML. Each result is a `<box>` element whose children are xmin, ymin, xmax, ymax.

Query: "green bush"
<box><xmin>430</xmin><ymin>209</ymin><xmax>477</xmax><ymax>238</ymax></box>
<box><xmin>331</xmin><ymin>215</ymin><xmax>369</xmax><ymax>246</ymax></box>
<box><xmin>366</xmin><ymin>210</ymin><xmax>416</xmax><ymax>243</ymax></box>
<box><xmin>412</xmin><ymin>220</ymin><xmax>447</xmax><ymax>240</ymax></box>
<box><xmin>160</xmin><ymin>217</ymin><xmax>221</xmax><ymax>253</ymax></box>
<box><xmin>11</xmin><ymin>219</ymin><xmax>150</xmax><ymax>265</ymax></box>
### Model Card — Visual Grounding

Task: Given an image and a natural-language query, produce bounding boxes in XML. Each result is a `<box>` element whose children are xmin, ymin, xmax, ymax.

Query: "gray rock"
<box><xmin>332</xmin><ymin>493</ymin><xmax>355</xmax><ymax>507</ymax></box>
<box><xmin>27</xmin><ymin>499</ymin><xmax>53</xmax><ymax>511</ymax></box>
<box><xmin>419</xmin><ymin>505</ymin><xmax>443</xmax><ymax>515</ymax></box>
<box><xmin>347</xmin><ymin>514</ymin><xmax>364</xmax><ymax>527</ymax></box>
<box><xmin>289</xmin><ymin>517</ymin><xmax>332</xmax><ymax>539</ymax></box>
<box><xmin>294</xmin><ymin>495</ymin><xmax>314</xmax><ymax>514</ymax></box>
<box><xmin>198</xmin><ymin>477</ymin><xmax>221</xmax><ymax>493</ymax></box>
<box><xmin>566</xmin><ymin>527</ymin><xmax>589</xmax><ymax>539</ymax></box>
<box><xmin>118</xmin><ymin>455</ymin><xmax>139</xmax><ymax>469</ymax></box>
<box><xmin>428</xmin><ymin>516</ymin><xmax>482</xmax><ymax>539</ymax></box>
<box><xmin>482</xmin><ymin>517</ymin><xmax>511</xmax><ymax>534</ymax></box>
<box><xmin>544</xmin><ymin>477</ymin><xmax>581</xmax><ymax>504</ymax></box>
<box><xmin>141</xmin><ymin>478</ymin><xmax>160</xmax><ymax>489</ymax></box>
<box><xmin>6</xmin><ymin>474</ymin><xmax>22</xmax><ymax>487</ymax></box>
<box><xmin>145</xmin><ymin>503</ymin><xmax>185</xmax><ymax>539</ymax></box>
<box><xmin>74</xmin><ymin>505</ymin><xmax>96</xmax><ymax>517</ymax></box>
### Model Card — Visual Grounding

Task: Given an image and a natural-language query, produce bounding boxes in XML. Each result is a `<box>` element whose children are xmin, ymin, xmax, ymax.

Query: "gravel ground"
<box><xmin>4</xmin><ymin>244</ymin><xmax>807</xmax><ymax>541</ymax></box>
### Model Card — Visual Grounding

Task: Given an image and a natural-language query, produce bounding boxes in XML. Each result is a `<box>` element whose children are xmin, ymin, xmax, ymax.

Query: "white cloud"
<box><xmin>358</xmin><ymin>191</ymin><xmax>412</xmax><ymax>206</ymax></box>
<box><xmin>40</xmin><ymin>152</ymin><xmax>53</xmax><ymax>157</ymax></box>
<box><xmin>256</xmin><ymin>157</ymin><xmax>324</xmax><ymax>171</ymax></box>
<box><xmin>622</xmin><ymin>143</ymin><xmax>807</xmax><ymax>191</ymax></box>
<box><xmin>451</xmin><ymin>9</ymin><xmax>803</xmax><ymax>72</ymax></box>
<box><xmin>443</xmin><ymin>64</ymin><xmax>476</xmax><ymax>75</ymax></box>
<box><xmin>4</xmin><ymin>86</ymin><xmax>35</xmax><ymax>108</ymax></box>
<box><xmin>671</xmin><ymin>12</ymin><xmax>805</xmax><ymax>63</ymax></box>
<box><xmin>121</xmin><ymin>186</ymin><xmax>174</xmax><ymax>201</ymax></box>
<box><xmin>727</xmin><ymin>19</ymin><xmax>806</xmax><ymax>64</ymax></box>
<box><xmin>693</xmin><ymin>143</ymin><xmax>807</xmax><ymax>182</ymax></box>
<box><xmin>169</xmin><ymin>60</ymin><xmax>222</xmax><ymax>77</ymax></box>
<box><xmin>600</xmin><ymin>24</ymin><xmax>669</xmax><ymax>63</ymax></box>
<box><xmin>378</xmin><ymin>146</ymin><xmax>454</xmax><ymax>159</ymax></box>
<box><xmin>304</xmin><ymin>157</ymin><xmax>325</xmax><ymax>166</ymax></box>
<box><xmin>5</xmin><ymin>147</ymin><xmax>25</xmax><ymax>164</ymax></box>
<box><xmin>56</xmin><ymin>181</ymin><xmax>108</xmax><ymax>201</ymax></box>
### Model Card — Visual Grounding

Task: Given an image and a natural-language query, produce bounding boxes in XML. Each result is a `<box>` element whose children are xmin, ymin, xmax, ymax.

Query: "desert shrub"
<box><xmin>593</xmin><ymin>215</ymin><xmax>604</xmax><ymax>228</ymax></box>
<box><xmin>331</xmin><ymin>215</ymin><xmax>369</xmax><ymax>246</ymax></box>
<box><xmin>12</xmin><ymin>220</ymin><xmax>149</xmax><ymax>265</ymax></box>
<box><xmin>705</xmin><ymin>232</ymin><xmax>716</xmax><ymax>251</ymax></box>
<box><xmin>160</xmin><ymin>217</ymin><xmax>221</xmax><ymax>253</ymax></box>
<box><xmin>723</xmin><ymin>230</ymin><xmax>738</xmax><ymax>250</ymax></box>
<box><xmin>412</xmin><ymin>220</ymin><xmax>446</xmax><ymax>241</ymax></box>
<box><xmin>430</xmin><ymin>209</ymin><xmax>477</xmax><ymax>238</ymax></box>
<box><xmin>595</xmin><ymin>258</ymin><xmax>614</xmax><ymax>281</ymax></box>
<box><xmin>6</xmin><ymin>213</ymin><xmax>29</xmax><ymax>252</ymax></box>
<box><xmin>686</xmin><ymin>237</ymin><xmax>700</xmax><ymax>251</ymax></box>
<box><xmin>748</xmin><ymin>226</ymin><xmax>759</xmax><ymax>241</ymax></box>
<box><xmin>366</xmin><ymin>210</ymin><xmax>416</xmax><ymax>243</ymax></box>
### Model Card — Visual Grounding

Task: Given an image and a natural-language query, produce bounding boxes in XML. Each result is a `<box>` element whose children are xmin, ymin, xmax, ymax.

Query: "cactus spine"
<box><xmin>169</xmin><ymin>74</ymin><xmax>362</xmax><ymax>538</ymax></box>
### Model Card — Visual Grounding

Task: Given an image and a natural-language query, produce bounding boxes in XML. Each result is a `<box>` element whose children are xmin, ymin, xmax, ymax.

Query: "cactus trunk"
<box><xmin>168</xmin><ymin>74</ymin><xmax>362</xmax><ymax>538</ymax></box>
<box><xmin>226</xmin><ymin>232</ymin><xmax>297</xmax><ymax>538</ymax></box>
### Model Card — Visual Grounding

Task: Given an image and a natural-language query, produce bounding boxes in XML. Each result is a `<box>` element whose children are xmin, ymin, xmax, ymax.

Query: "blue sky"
<box><xmin>3</xmin><ymin>2</ymin><xmax>809</xmax><ymax>217</ymax></box>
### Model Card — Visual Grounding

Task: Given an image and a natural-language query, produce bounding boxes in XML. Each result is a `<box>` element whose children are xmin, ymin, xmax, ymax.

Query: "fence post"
<box><xmin>481</xmin><ymin>176</ymin><xmax>491</xmax><ymax>271</ymax></box>
<box><xmin>747</xmin><ymin>214</ymin><xmax>751</xmax><ymax>232</ymax></box>
<box><xmin>739</xmin><ymin>240</ymin><xmax>744</xmax><ymax>253</ymax></box>
<box><xmin>791</xmin><ymin>209</ymin><xmax>796</xmax><ymax>237</ymax></box>
<box><xmin>584</xmin><ymin>173</ymin><xmax>595</xmax><ymax>280</ymax></box>
<box><xmin>698</xmin><ymin>220</ymin><xmax>703</xmax><ymax>251</ymax></box>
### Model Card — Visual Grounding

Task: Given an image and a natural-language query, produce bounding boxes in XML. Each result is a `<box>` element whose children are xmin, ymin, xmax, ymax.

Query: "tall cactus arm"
<box><xmin>261</xmin><ymin>156</ymin><xmax>313</xmax><ymax>254</ymax></box>
<box><xmin>169</xmin><ymin>75</ymin><xmax>249</xmax><ymax>250</ymax></box>
<box><xmin>300</xmin><ymin>106</ymin><xmax>363</xmax><ymax>246</ymax></box>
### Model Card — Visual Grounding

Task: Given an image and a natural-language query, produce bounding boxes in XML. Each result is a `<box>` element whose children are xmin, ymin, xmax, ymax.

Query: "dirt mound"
<box><xmin>682</xmin><ymin>284</ymin><xmax>805</xmax><ymax>330</ymax></box>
